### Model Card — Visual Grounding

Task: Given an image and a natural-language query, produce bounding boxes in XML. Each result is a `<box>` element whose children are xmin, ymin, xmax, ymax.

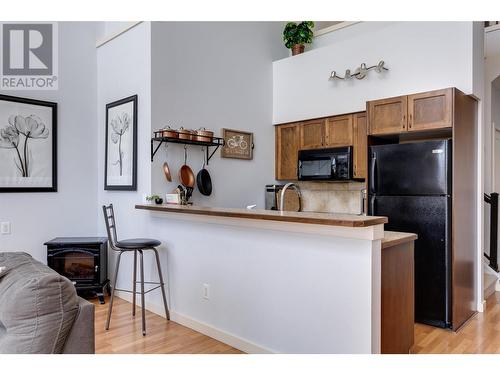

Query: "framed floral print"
<box><xmin>104</xmin><ymin>95</ymin><xmax>137</xmax><ymax>190</ymax></box>
<box><xmin>0</xmin><ymin>95</ymin><xmax>57</xmax><ymax>192</ymax></box>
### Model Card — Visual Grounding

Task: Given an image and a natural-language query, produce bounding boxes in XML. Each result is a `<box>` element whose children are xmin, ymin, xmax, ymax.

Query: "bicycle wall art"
<box><xmin>221</xmin><ymin>128</ymin><xmax>254</xmax><ymax>160</ymax></box>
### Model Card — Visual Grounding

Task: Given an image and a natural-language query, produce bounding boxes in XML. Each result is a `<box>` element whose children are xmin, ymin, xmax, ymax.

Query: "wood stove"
<box><xmin>45</xmin><ymin>237</ymin><xmax>110</xmax><ymax>304</ymax></box>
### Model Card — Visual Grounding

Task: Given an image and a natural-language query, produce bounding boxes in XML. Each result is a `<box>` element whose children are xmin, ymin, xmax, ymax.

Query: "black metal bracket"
<box><xmin>151</xmin><ymin>136</ymin><xmax>224</xmax><ymax>165</ymax></box>
<box><xmin>484</xmin><ymin>192</ymin><xmax>499</xmax><ymax>273</ymax></box>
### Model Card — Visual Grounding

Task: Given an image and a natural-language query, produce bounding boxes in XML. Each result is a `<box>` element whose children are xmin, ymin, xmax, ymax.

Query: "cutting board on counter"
<box><xmin>276</xmin><ymin>189</ymin><xmax>301</xmax><ymax>212</ymax></box>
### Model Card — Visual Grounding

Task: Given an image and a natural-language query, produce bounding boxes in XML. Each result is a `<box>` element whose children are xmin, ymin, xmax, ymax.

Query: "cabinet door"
<box><xmin>408</xmin><ymin>88</ymin><xmax>453</xmax><ymax>132</ymax></box>
<box><xmin>300</xmin><ymin>119</ymin><xmax>325</xmax><ymax>149</ymax></box>
<box><xmin>353</xmin><ymin>112</ymin><xmax>367</xmax><ymax>179</ymax></box>
<box><xmin>325</xmin><ymin>115</ymin><xmax>353</xmax><ymax>147</ymax></box>
<box><xmin>368</xmin><ymin>96</ymin><xmax>408</xmax><ymax>135</ymax></box>
<box><xmin>275</xmin><ymin>124</ymin><xmax>300</xmax><ymax>180</ymax></box>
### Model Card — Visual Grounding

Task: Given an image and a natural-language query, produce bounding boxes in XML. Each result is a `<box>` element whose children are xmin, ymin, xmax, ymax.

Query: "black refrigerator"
<box><xmin>368</xmin><ymin>140</ymin><xmax>452</xmax><ymax>328</ymax></box>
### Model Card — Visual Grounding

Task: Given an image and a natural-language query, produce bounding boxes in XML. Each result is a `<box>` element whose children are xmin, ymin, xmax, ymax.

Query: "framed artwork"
<box><xmin>221</xmin><ymin>128</ymin><xmax>254</xmax><ymax>160</ymax></box>
<box><xmin>0</xmin><ymin>95</ymin><xmax>57</xmax><ymax>192</ymax></box>
<box><xmin>104</xmin><ymin>95</ymin><xmax>138</xmax><ymax>191</ymax></box>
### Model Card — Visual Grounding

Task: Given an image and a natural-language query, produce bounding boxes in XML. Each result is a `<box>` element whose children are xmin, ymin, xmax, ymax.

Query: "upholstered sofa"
<box><xmin>0</xmin><ymin>252</ymin><xmax>95</xmax><ymax>354</ymax></box>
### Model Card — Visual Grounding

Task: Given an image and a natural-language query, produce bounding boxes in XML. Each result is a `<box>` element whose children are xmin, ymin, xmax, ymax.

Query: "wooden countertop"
<box><xmin>382</xmin><ymin>231</ymin><xmax>417</xmax><ymax>249</ymax></box>
<box><xmin>135</xmin><ymin>204</ymin><xmax>388</xmax><ymax>228</ymax></box>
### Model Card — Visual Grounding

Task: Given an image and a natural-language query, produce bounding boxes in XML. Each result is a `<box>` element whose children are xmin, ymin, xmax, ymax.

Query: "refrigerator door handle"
<box><xmin>370</xmin><ymin>156</ymin><xmax>377</xmax><ymax>193</ymax></box>
<box><xmin>370</xmin><ymin>195</ymin><xmax>376</xmax><ymax>215</ymax></box>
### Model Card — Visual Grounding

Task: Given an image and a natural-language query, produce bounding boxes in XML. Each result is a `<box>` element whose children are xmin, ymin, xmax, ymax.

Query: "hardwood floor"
<box><xmin>413</xmin><ymin>292</ymin><xmax>500</xmax><ymax>354</ymax></box>
<box><xmin>93</xmin><ymin>297</ymin><xmax>242</xmax><ymax>354</ymax></box>
<box><xmin>93</xmin><ymin>292</ymin><xmax>500</xmax><ymax>354</ymax></box>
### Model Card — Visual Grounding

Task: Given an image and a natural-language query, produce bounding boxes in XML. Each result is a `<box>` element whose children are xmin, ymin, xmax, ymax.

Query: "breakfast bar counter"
<box><xmin>136</xmin><ymin>203</ymin><xmax>414</xmax><ymax>354</ymax></box>
<box><xmin>135</xmin><ymin>204</ymin><xmax>388</xmax><ymax>227</ymax></box>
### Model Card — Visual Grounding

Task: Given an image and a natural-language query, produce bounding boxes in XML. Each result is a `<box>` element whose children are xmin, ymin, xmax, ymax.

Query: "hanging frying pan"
<box><xmin>179</xmin><ymin>145</ymin><xmax>195</xmax><ymax>188</ymax></box>
<box><xmin>197</xmin><ymin>148</ymin><xmax>212</xmax><ymax>196</ymax></box>
<box><xmin>162</xmin><ymin>144</ymin><xmax>172</xmax><ymax>182</ymax></box>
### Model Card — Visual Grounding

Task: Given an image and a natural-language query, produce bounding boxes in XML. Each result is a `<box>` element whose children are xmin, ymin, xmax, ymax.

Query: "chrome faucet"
<box><xmin>279</xmin><ymin>182</ymin><xmax>302</xmax><ymax>212</ymax></box>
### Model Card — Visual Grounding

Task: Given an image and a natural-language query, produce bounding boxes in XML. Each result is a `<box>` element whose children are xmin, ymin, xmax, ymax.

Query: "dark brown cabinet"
<box><xmin>368</xmin><ymin>96</ymin><xmax>407</xmax><ymax>135</ymax></box>
<box><xmin>353</xmin><ymin>112</ymin><xmax>367</xmax><ymax>179</ymax></box>
<box><xmin>275</xmin><ymin>113</ymin><xmax>368</xmax><ymax>181</ymax></box>
<box><xmin>325</xmin><ymin>115</ymin><xmax>353</xmax><ymax>147</ymax></box>
<box><xmin>275</xmin><ymin>123</ymin><xmax>300</xmax><ymax>180</ymax></box>
<box><xmin>300</xmin><ymin>119</ymin><xmax>325</xmax><ymax>149</ymax></box>
<box><xmin>368</xmin><ymin>88</ymin><xmax>454</xmax><ymax>135</ymax></box>
<box><xmin>408</xmin><ymin>88</ymin><xmax>453</xmax><ymax>131</ymax></box>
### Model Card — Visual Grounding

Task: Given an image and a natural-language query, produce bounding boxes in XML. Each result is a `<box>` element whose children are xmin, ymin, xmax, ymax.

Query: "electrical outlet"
<box><xmin>0</xmin><ymin>222</ymin><xmax>11</xmax><ymax>235</ymax></box>
<box><xmin>203</xmin><ymin>283</ymin><xmax>210</xmax><ymax>300</ymax></box>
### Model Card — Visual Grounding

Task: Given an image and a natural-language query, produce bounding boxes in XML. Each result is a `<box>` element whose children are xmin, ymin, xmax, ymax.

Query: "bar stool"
<box><xmin>102</xmin><ymin>204</ymin><xmax>170</xmax><ymax>336</ymax></box>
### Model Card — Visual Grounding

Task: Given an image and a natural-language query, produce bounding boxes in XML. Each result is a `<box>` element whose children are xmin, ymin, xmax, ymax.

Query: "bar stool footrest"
<box><xmin>114</xmin><ymin>285</ymin><xmax>163</xmax><ymax>294</ymax></box>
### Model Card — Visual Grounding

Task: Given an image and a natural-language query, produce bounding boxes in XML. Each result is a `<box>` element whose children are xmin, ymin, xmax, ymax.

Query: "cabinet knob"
<box><xmin>409</xmin><ymin>114</ymin><xmax>413</xmax><ymax>128</ymax></box>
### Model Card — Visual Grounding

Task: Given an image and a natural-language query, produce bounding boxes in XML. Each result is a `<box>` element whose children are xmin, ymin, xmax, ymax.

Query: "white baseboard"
<box><xmin>114</xmin><ymin>291</ymin><xmax>273</xmax><ymax>354</ymax></box>
<box><xmin>477</xmin><ymin>299</ymin><xmax>486</xmax><ymax>312</ymax></box>
<box><xmin>170</xmin><ymin>312</ymin><xmax>274</xmax><ymax>354</ymax></box>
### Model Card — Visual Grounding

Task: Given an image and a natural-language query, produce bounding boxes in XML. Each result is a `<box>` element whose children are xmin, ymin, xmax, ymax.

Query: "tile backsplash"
<box><xmin>297</xmin><ymin>181</ymin><xmax>365</xmax><ymax>215</ymax></box>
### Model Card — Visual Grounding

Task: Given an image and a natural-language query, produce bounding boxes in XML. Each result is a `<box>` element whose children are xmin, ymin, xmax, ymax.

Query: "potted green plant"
<box><xmin>283</xmin><ymin>21</ymin><xmax>315</xmax><ymax>56</ymax></box>
<box><xmin>146</xmin><ymin>195</ymin><xmax>163</xmax><ymax>204</ymax></box>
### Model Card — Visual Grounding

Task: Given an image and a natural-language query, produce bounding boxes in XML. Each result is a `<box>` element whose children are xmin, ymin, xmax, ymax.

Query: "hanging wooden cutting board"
<box><xmin>276</xmin><ymin>189</ymin><xmax>301</xmax><ymax>212</ymax></box>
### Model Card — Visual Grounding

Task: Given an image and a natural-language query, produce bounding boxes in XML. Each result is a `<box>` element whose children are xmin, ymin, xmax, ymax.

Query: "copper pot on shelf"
<box><xmin>178</xmin><ymin>127</ymin><xmax>195</xmax><ymax>140</ymax></box>
<box><xmin>194</xmin><ymin>127</ymin><xmax>214</xmax><ymax>142</ymax></box>
<box><xmin>161</xmin><ymin>126</ymin><xmax>178</xmax><ymax>138</ymax></box>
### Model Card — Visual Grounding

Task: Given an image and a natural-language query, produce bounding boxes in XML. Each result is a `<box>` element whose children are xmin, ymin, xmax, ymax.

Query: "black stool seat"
<box><xmin>116</xmin><ymin>238</ymin><xmax>161</xmax><ymax>249</ymax></box>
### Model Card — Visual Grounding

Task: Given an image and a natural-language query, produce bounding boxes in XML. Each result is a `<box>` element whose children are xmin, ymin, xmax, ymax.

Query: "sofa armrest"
<box><xmin>62</xmin><ymin>297</ymin><xmax>95</xmax><ymax>354</ymax></box>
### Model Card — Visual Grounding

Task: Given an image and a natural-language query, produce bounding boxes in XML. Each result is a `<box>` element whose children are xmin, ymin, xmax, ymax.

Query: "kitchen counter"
<box><xmin>135</xmin><ymin>204</ymin><xmax>387</xmax><ymax>227</ymax></box>
<box><xmin>382</xmin><ymin>231</ymin><xmax>418</xmax><ymax>249</ymax></box>
<box><xmin>135</xmin><ymin>203</ymin><xmax>413</xmax><ymax>353</ymax></box>
<box><xmin>381</xmin><ymin>230</ymin><xmax>416</xmax><ymax>354</ymax></box>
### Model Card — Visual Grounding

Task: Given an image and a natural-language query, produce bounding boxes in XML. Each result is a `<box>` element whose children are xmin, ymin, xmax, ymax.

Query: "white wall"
<box><xmin>97</xmin><ymin>22</ymin><xmax>293</xmax><ymax>352</ymax></box>
<box><xmin>273</xmin><ymin>22</ymin><xmax>475</xmax><ymax>124</ymax></box>
<box><xmin>473</xmin><ymin>21</ymin><xmax>485</xmax><ymax>310</ymax></box>
<box><xmin>142</xmin><ymin>214</ymin><xmax>381</xmax><ymax>353</ymax></box>
<box><xmin>96</xmin><ymin>22</ymin><xmax>152</xmax><ymax>285</ymax></box>
<box><xmin>0</xmin><ymin>22</ymin><xmax>98</xmax><ymax>262</ymax></box>
<box><xmin>150</xmin><ymin>22</ymin><xmax>288</xmax><ymax>208</ymax></box>
<box><xmin>494</xmin><ymin>81</ymin><xmax>500</xmax><ymax>195</ymax></box>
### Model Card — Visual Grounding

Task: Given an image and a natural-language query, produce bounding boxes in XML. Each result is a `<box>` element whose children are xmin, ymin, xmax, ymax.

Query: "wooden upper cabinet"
<box><xmin>408</xmin><ymin>88</ymin><xmax>453</xmax><ymax>132</ymax></box>
<box><xmin>275</xmin><ymin>123</ymin><xmax>300</xmax><ymax>180</ymax></box>
<box><xmin>353</xmin><ymin>112</ymin><xmax>367</xmax><ymax>179</ymax></box>
<box><xmin>368</xmin><ymin>96</ymin><xmax>408</xmax><ymax>135</ymax></box>
<box><xmin>325</xmin><ymin>114</ymin><xmax>353</xmax><ymax>147</ymax></box>
<box><xmin>300</xmin><ymin>119</ymin><xmax>325</xmax><ymax>149</ymax></box>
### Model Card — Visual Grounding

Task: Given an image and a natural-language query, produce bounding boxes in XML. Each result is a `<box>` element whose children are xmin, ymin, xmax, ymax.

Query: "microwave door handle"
<box><xmin>370</xmin><ymin>156</ymin><xmax>377</xmax><ymax>193</ymax></box>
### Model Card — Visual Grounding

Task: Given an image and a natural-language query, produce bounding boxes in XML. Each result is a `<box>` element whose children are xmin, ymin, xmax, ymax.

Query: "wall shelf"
<box><xmin>151</xmin><ymin>135</ymin><xmax>224</xmax><ymax>164</ymax></box>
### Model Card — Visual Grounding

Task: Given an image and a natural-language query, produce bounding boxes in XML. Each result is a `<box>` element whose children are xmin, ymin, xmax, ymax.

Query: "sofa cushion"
<box><xmin>0</xmin><ymin>252</ymin><xmax>79</xmax><ymax>354</ymax></box>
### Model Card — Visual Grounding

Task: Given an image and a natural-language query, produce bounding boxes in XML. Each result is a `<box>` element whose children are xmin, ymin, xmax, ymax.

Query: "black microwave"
<box><xmin>298</xmin><ymin>146</ymin><xmax>353</xmax><ymax>181</ymax></box>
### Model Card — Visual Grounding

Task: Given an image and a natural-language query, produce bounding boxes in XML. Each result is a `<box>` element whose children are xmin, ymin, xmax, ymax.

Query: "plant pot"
<box><xmin>155</xmin><ymin>197</ymin><xmax>163</xmax><ymax>204</ymax></box>
<box><xmin>291</xmin><ymin>44</ymin><xmax>305</xmax><ymax>56</ymax></box>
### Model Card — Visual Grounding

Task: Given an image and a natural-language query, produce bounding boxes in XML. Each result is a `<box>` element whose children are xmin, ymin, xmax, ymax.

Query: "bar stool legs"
<box><xmin>139</xmin><ymin>250</ymin><xmax>146</xmax><ymax>336</ymax></box>
<box><xmin>106</xmin><ymin>250</ymin><xmax>123</xmax><ymax>331</ymax></box>
<box><xmin>153</xmin><ymin>248</ymin><xmax>170</xmax><ymax>320</ymax></box>
<box><xmin>105</xmin><ymin>247</ymin><xmax>169</xmax><ymax>336</ymax></box>
<box><xmin>132</xmin><ymin>250</ymin><xmax>137</xmax><ymax>317</ymax></box>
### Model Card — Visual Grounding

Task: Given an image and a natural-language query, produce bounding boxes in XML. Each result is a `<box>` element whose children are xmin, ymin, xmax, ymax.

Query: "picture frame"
<box><xmin>221</xmin><ymin>128</ymin><xmax>254</xmax><ymax>160</ymax></box>
<box><xmin>104</xmin><ymin>95</ymin><xmax>138</xmax><ymax>191</ymax></box>
<box><xmin>0</xmin><ymin>94</ymin><xmax>57</xmax><ymax>192</ymax></box>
